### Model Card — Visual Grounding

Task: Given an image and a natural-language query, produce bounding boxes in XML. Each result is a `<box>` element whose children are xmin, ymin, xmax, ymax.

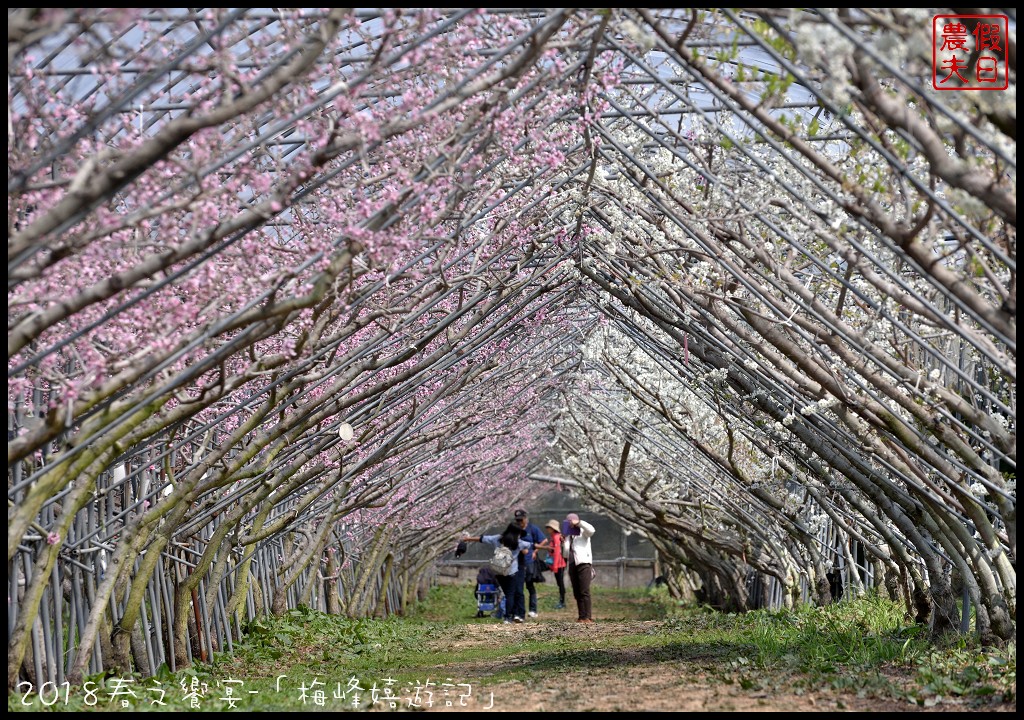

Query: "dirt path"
<box><xmin>419</xmin><ymin>602</ymin><xmax>1011</xmax><ymax>713</ymax></box>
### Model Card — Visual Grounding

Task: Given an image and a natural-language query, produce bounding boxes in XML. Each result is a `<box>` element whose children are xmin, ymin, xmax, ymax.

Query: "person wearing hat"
<box><xmin>540</xmin><ymin>519</ymin><xmax>567</xmax><ymax>609</ymax></box>
<box><xmin>513</xmin><ymin>509</ymin><xmax>546</xmax><ymax>619</ymax></box>
<box><xmin>562</xmin><ymin>512</ymin><xmax>597</xmax><ymax>623</ymax></box>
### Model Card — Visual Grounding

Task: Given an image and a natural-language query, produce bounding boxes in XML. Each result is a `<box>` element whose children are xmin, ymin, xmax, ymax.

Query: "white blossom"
<box><xmin>620</xmin><ymin>18</ymin><xmax>655</xmax><ymax>53</ymax></box>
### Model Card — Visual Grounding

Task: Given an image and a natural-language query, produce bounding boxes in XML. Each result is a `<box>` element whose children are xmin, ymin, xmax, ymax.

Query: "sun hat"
<box><xmin>545</xmin><ymin>519</ymin><xmax>560</xmax><ymax>532</ymax></box>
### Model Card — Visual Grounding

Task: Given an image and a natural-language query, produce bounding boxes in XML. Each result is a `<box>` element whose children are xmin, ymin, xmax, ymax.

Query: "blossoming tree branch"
<box><xmin>7</xmin><ymin>7</ymin><xmax>1015</xmax><ymax>689</ymax></box>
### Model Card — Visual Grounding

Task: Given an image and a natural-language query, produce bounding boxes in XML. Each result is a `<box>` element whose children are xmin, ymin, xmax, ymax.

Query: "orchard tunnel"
<box><xmin>7</xmin><ymin>8</ymin><xmax>1015</xmax><ymax>688</ymax></box>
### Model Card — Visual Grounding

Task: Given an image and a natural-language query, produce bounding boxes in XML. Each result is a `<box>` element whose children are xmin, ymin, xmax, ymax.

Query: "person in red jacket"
<box><xmin>539</xmin><ymin>519</ymin><xmax>568</xmax><ymax>609</ymax></box>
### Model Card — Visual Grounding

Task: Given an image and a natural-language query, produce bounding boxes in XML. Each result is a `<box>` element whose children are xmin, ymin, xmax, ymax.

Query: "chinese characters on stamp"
<box><xmin>932</xmin><ymin>14</ymin><xmax>1009</xmax><ymax>90</ymax></box>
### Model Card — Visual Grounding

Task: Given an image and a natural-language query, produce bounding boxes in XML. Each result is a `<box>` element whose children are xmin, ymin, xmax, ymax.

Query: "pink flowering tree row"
<box><xmin>8</xmin><ymin>8</ymin><xmax>615</xmax><ymax>684</ymax></box>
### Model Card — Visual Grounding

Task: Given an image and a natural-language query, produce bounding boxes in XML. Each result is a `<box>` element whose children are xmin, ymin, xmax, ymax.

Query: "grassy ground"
<box><xmin>9</xmin><ymin>583</ymin><xmax>1016</xmax><ymax>712</ymax></box>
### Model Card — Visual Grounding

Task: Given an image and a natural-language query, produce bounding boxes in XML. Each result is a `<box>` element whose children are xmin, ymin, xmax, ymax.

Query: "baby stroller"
<box><xmin>474</xmin><ymin>567</ymin><xmax>504</xmax><ymax>618</ymax></box>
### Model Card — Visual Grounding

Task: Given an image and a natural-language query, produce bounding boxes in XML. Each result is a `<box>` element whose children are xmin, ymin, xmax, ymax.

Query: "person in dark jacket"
<box><xmin>514</xmin><ymin>509</ymin><xmax>547</xmax><ymax>618</ymax></box>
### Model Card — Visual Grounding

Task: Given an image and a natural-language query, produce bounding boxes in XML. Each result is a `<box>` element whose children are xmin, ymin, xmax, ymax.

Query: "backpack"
<box><xmin>489</xmin><ymin>545</ymin><xmax>515</xmax><ymax>576</ymax></box>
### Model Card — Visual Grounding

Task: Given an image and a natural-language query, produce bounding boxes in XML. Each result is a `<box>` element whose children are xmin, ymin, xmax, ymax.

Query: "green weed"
<box><xmin>8</xmin><ymin>586</ymin><xmax>1015</xmax><ymax>712</ymax></box>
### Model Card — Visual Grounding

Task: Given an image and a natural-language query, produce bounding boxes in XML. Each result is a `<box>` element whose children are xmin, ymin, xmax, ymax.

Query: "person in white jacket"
<box><xmin>561</xmin><ymin>513</ymin><xmax>596</xmax><ymax>623</ymax></box>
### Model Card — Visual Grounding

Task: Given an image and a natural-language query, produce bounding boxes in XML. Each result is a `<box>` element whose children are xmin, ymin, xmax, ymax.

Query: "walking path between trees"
<box><xmin>402</xmin><ymin>585</ymin><xmax>1015</xmax><ymax>713</ymax></box>
<box><xmin>11</xmin><ymin>585</ymin><xmax>1014</xmax><ymax>712</ymax></box>
<box><xmin>428</xmin><ymin>612</ymin><xmax>861</xmax><ymax>712</ymax></box>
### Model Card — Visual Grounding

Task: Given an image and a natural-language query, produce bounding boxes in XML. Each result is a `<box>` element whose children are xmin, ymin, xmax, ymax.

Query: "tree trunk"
<box><xmin>326</xmin><ymin>548</ymin><xmax>342</xmax><ymax>615</ymax></box>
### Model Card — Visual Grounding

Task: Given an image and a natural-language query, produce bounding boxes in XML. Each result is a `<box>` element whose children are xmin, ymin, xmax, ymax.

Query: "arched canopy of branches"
<box><xmin>7</xmin><ymin>8</ymin><xmax>1015</xmax><ymax>687</ymax></box>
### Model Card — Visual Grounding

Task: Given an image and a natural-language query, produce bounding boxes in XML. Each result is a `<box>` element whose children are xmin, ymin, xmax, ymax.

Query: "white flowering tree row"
<box><xmin>544</xmin><ymin>9</ymin><xmax>1014</xmax><ymax>642</ymax></box>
